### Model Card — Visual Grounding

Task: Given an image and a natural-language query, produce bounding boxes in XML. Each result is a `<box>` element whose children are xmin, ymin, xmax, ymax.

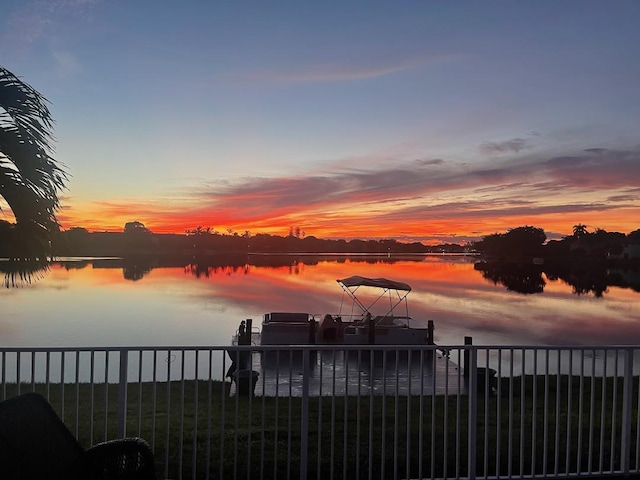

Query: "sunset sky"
<box><xmin>2</xmin><ymin>0</ymin><xmax>639</xmax><ymax>244</ymax></box>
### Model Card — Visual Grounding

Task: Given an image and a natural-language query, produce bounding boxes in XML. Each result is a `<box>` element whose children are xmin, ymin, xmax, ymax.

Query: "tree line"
<box><xmin>26</xmin><ymin>221</ymin><xmax>466</xmax><ymax>257</ymax></box>
<box><xmin>473</xmin><ymin>224</ymin><xmax>640</xmax><ymax>265</ymax></box>
<box><xmin>4</xmin><ymin>219</ymin><xmax>638</xmax><ymax>263</ymax></box>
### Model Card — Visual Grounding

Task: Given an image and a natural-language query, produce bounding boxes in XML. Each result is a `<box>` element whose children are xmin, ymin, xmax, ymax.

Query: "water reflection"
<box><xmin>253</xmin><ymin>347</ymin><xmax>460</xmax><ymax>396</ymax></box>
<box><xmin>475</xmin><ymin>260</ymin><xmax>640</xmax><ymax>297</ymax></box>
<box><xmin>0</xmin><ymin>255</ymin><xmax>639</xmax><ymax>349</ymax></box>
<box><xmin>475</xmin><ymin>262</ymin><xmax>546</xmax><ymax>294</ymax></box>
<box><xmin>53</xmin><ymin>254</ymin><xmax>640</xmax><ymax>300</ymax></box>
<box><xmin>0</xmin><ymin>259</ymin><xmax>50</xmax><ymax>288</ymax></box>
<box><xmin>43</xmin><ymin>255</ymin><xmax>640</xmax><ymax>299</ymax></box>
<box><xmin>104</xmin><ymin>254</ymin><xmax>428</xmax><ymax>281</ymax></box>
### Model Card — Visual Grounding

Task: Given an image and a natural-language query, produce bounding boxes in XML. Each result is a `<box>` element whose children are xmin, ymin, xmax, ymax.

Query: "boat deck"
<box><xmin>231</xmin><ymin>334</ymin><xmax>466</xmax><ymax>397</ymax></box>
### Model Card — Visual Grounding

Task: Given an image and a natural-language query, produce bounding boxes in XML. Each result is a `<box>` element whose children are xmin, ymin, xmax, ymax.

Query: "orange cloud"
<box><xmin>55</xmin><ymin>145</ymin><xmax>640</xmax><ymax>243</ymax></box>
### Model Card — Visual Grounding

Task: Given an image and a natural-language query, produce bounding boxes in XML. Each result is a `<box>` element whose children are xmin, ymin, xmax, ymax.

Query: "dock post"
<box><xmin>463</xmin><ymin>336</ymin><xmax>472</xmax><ymax>378</ymax></box>
<box><xmin>368</xmin><ymin>316</ymin><xmax>375</xmax><ymax>344</ymax></box>
<box><xmin>308</xmin><ymin>318</ymin><xmax>316</xmax><ymax>344</ymax></box>
<box><xmin>244</xmin><ymin>318</ymin><xmax>253</xmax><ymax>344</ymax></box>
<box><xmin>237</xmin><ymin>320</ymin><xmax>247</xmax><ymax>345</ymax></box>
<box><xmin>427</xmin><ymin>320</ymin><xmax>434</xmax><ymax>345</ymax></box>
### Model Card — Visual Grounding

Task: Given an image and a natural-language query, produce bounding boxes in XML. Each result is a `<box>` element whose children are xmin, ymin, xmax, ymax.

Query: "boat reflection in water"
<box><xmin>252</xmin><ymin>345</ymin><xmax>460</xmax><ymax>397</ymax></box>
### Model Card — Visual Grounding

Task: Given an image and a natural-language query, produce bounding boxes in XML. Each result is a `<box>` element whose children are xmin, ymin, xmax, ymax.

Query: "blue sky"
<box><xmin>2</xmin><ymin>0</ymin><xmax>639</xmax><ymax>242</ymax></box>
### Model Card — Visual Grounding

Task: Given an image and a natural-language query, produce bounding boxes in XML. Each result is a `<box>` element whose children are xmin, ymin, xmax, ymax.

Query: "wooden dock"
<box><xmin>230</xmin><ymin>341</ymin><xmax>466</xmax><ymax>397</ymax></box>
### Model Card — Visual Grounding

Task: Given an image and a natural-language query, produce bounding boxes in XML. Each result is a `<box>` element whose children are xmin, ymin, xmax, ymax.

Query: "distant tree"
<box><xmin>406</xmin><ymin>241</ymin><xmax>428</xmax><ymax>253</ymax></box>
<box><xmin>186</xmin><ymin>225</ymin><xmax>211</xmax><ymax>236</ymax></box>
<box><xmin>544</xmin><ymin>238</ymin><xmax>571</xmax><ymax>259</ymax></box>
<box><xmin>572</xmin><ymin>224</ymin><xmax>589</xmax><ymax>239</ymax></box>
<box><xmin>186</xmin><ymin>226</ymin><xmax>213</xmax><ymax>252</ymax></box>
<box><xmin>628</xmin><ymin>229</ymin><xmax>640</xmax><ymax>243</ymax></box>
<box><xmin>503</xmin><ymin>226</ymin><xmax>546</xmax><ymax>255</ymax></box>
<box><xmin>123</xmin><ymin>221</ymin><xmax>152</xmax><ymax>252</ymax></box>
<box><xmin>474</xmin><ymin>226</ymin><xmax>546</xmax><ymax>258</ymax></box>
<box><xmin>301</xmin><ymin>235</ymin><xmax>323</xmax><ymax>252</ymax></box>
<box><xmin>0</xmin><ymin>66</ymin><xmax>68</xmax><ymax>258</ymax></box>
<box><xmin>59</xmin><ymin>227</ymin><xmax>90</xmax><ymax>255</ymax></box>
<box><xmin>124</xmin><ymin>221</ymin><xmax>150</xmax><ymax>234</ymax></box>
<box><xmin>473</xmin><ymin>233</ymin><xmax>504</xmax><ymax>255</ymax></box>
<box><xmin>380</xmin><ymin>239</ymin><xmax>399</xmax><ymax>253</ymax></box>
<box><xmin>582</xmin><ymin>228</ymin><xmax>626</xmax><ymax>258</ymax></box>
<box><xmin>348</xmin><ymin>239</ymin><xmax>367</xmax><ymax>252</ymax></box>
<box><xmin>65</xmin><ymin>226</ymin><xmax>89</xmax><ymax>243</ymax></box>
<box><xmin>366</xmin><ymin>239</ymin><xmax>379</xmax><ymax>252</ymax></box>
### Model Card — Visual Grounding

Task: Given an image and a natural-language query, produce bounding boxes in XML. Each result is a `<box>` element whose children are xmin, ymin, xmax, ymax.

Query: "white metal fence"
<box><xmin>1</xmin><ymin>344</ymin><xmax>639</xmax><ymax>480</ymax></box>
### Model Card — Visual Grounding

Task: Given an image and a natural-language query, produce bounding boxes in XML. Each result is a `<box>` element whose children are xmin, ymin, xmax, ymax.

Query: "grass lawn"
<box><xmin>2</xmin><ymin>374</ymin><xmax>638</xmax><ymax>479</ymax></box>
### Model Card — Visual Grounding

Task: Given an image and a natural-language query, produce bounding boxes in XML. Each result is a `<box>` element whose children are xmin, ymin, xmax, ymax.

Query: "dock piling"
<box><xmin>427</xmin><ymin>320</ymin><xmax>434</xmax><ymax>344</ymax></box>
<box><xmin>368</xmin><ymin>315</ymin><xmax>375</xmax><ymax>344</ymax></box>
<box><xmin>463</xmin><ymin>336</ymin><xmax>472</xmax><ymax>378</ymax></box>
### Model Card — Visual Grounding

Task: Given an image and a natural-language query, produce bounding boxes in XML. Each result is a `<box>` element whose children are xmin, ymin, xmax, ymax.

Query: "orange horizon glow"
<box><xmin>3</xmin><ymin>192</ymin><xmax>639</xmax><ymax>245</ymax></box>
<box><xmin>6</xmin><ymin>144</ymin><xmax>640</xmax><ymax>244</ymax></box>
<box><xmin>55</xmin><ymin>209</ymin><xmax>640</xmax><ymax>245</ymax></box>
<box><xmin>54</xmin><ymin>206</ymin><xmax>640</xmax><ymax>244</ymax></box>
<box><xmin>53</xmin><ymin>146</ymin><xmax>640</xmax><ymax>243</ymax></box>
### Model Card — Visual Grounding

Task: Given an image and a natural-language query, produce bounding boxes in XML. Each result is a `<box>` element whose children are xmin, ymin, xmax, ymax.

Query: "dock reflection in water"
<box><xmin>234</xmin><ymin>346</ymin><xmax>463</xmax><ymax>397</ymax></box>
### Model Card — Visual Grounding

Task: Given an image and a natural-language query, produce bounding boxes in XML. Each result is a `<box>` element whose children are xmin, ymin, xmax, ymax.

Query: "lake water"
<box><xmin>1</xmin><ymin>255</ymin><xmax>639</xmax><ymax>348</ymax></box>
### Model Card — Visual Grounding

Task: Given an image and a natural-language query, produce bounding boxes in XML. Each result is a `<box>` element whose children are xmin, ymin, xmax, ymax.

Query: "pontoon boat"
<box><xmin>259</xmin><ymin>276</ymin><xmax>434</xmax><ymax>346</ymax></box>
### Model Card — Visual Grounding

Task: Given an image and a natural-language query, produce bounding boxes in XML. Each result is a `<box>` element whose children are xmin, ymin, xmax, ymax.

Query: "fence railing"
<box><xmin>1</xmin><ymin>344</ymin><xmax>639</xmax><ymax>480</ymax></box>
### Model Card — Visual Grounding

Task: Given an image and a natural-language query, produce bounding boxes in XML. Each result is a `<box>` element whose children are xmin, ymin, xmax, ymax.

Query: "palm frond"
<box><xmin>0</xmin><ymin>258</ymin><xmax>50</xmax><ymax>288</ymax></box>
<box><xmin>0</xmin><ymin>66</ymin><xmax>68</xmax><ymax>259</ymax></box>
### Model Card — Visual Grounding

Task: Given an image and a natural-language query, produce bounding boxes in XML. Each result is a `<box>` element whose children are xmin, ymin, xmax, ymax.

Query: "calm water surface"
<box><xmin>1</xmin><ymin>256</ymin><xmax>639</xmax><ymax>348</ymax></box>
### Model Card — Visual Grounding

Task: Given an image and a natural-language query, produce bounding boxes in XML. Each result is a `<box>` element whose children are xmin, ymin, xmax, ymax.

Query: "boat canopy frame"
<box><xmin>336</xmin><ymin>276</ymin><xmax>412</xmax><ymax>322</ymax></box>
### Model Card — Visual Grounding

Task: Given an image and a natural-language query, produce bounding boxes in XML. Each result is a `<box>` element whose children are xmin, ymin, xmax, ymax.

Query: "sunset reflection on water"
<box><xmin>1</xmin><ymin>255</ymin><xmax>638</xmax><ymax>348</ymax></box>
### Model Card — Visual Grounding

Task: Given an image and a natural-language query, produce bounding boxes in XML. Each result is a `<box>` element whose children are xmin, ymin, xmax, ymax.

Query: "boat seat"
<box><xmin>376</xmin><ymin>316</ymin><xmax>396</xmax><ymax>326</ymax></box>
<box><xmin>264</xmin><ymin>312</ymin><xmax>309</xmax><ymax>323</ymax></box>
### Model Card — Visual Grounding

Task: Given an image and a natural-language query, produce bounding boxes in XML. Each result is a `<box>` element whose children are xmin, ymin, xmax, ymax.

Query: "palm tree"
<box><xmin>572</xmin><ymin>223</ymin><xmax>589</xmax><ymax>240</ymax></box>
<box><xmin>0</xmin><ymin>66</ymin><xmax>67</xmax><ymax>259</ymax></box>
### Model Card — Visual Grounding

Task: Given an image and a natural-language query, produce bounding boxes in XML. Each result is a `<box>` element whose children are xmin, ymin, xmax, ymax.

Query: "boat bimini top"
<box><xmin>336</xmin><ymin>276</ymin><xmax>412</xmax><ymax>322</ymax></box>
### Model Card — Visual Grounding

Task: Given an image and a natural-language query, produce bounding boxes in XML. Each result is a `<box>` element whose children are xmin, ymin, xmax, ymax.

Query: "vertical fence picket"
<box><xmin>300</xmin><ymin>348</ymin><xmax>310</xmax><ymax>480</ymax></box>
<box><xmin>621</xmin><ymin>348</ymin><xmax>634</xmax><ymax>474</ymax></box>
<box><xmin>0</xmin><ymin>344</ymin><xmax>638</xmax><ymax>479</ymax></box>
<box><xmin>468</xmin><ymin>346</ymin><xmax>477</xmax><ymax>480</ymax></box>
<box><xmin>117</xmin><ymin>349</ymin><xmax>128</xmax><ymax>438</ymax></box>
